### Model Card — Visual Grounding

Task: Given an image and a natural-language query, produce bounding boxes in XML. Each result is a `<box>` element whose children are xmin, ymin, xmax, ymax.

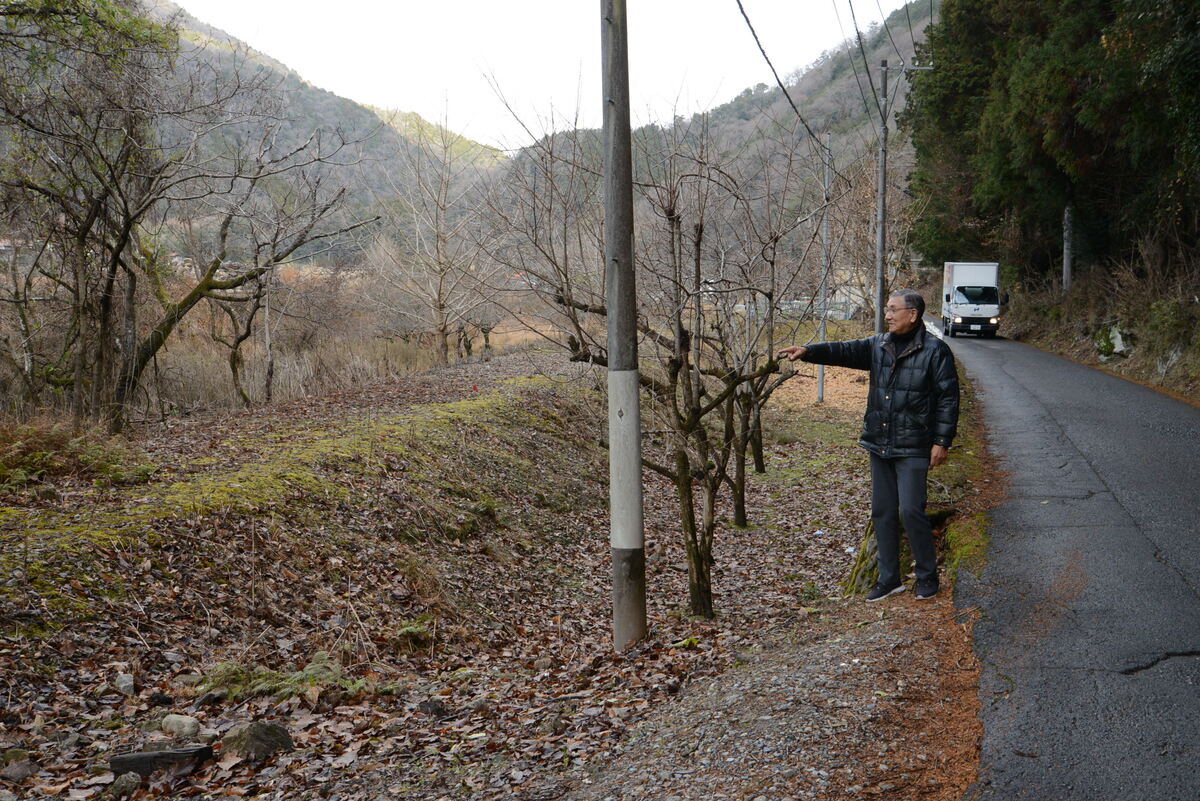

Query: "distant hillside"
<box><xmin>701</xmin><ymin>1</ymin><xmax>932</xmax><ymax>163</ymax></box>
<box><xmin>511</xmin><ymin>2</ymin><xmax>932</xmax><ymax>188</ymax></box>
<box><xmin>146</xmin><ymin>2</ymin><xmax>505</xmax><ymax>206</ymax></box>
<box><xmin>147</xmin><ymin>0</ymin><xmax>927</xmax><ymax>260</ymax></box>
<box><xmin>152</xmin><ymin>0</ymin><xmax>926</xmax><ymax>193</ymax></box>
<box><xmin>367</xmin><ymin>107</ymin><xmax>508</xmax><ymax>169</ymax></box>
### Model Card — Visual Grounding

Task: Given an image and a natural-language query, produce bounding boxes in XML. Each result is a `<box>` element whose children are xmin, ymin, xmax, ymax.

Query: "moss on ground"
<box><xmin>942</xmin><ymin>512</ymin><xmax>990</xmax><ymax>582</ymax></box>
<box><xmin>0</xmin><ymin>378</ymin><xmax>603</xmax><ymax>632</ymax></box>
<box><xmin>930</xmin><ymin>364</ymin><xmax>992</xmax><ymax>580</ymax></box>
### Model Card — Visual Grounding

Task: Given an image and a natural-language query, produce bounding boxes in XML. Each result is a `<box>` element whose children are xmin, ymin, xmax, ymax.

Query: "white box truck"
<box><xmin>940</xmin><ymin>262</ymin><xmax>1005</xmax><ymax>338</ymax></box>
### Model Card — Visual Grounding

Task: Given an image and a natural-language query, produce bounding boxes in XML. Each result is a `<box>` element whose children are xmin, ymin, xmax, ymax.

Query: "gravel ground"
<box><xmin>561</xmin><ymin>595</ymin><xmax>981</xmax><ymax>801</ymax></box>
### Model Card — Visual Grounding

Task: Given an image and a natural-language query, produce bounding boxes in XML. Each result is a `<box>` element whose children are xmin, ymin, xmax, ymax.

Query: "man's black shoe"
<box><xmin>865</xmin><ymin>582</ymin><xmax>905</xmax><ymax>602</ymax></box>
<box><xmin>914</xmin><ymin>580</ymin><xmax>939</xmax><ymax>600</ymax></box>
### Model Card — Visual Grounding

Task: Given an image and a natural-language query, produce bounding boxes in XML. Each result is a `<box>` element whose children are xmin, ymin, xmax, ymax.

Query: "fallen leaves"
<box><xmin>0</xmin><ymin>354</ymin><xmax>881</xmax><ymax>800</ymax></box>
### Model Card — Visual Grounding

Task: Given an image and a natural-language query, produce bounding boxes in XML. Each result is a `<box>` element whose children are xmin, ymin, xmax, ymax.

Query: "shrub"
<box><xmin>0</xmin><ymin>420</ymin><xmax>154</xmax><ymax>491</ymax></box>
<box><xmin>1146</xmin><ymin>298</ymin><xmax>1195</xmax><ymax>350</ymax></box>
<box><xmin>199</xmin><ymin>651</ymin><xmax>367</xmax><ymax>700</ymax></box>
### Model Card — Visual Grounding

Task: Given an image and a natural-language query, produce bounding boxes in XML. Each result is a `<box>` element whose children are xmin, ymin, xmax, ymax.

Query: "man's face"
<box><xmin>884</xmin><ymin>298</ymin><xmax>920</xmax><ymax>334</ymax></box>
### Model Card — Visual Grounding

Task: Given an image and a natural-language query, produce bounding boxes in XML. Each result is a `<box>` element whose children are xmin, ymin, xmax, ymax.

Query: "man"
<box><xmin>778</xmin><ymin>289</ymin><xmax>959</xmax><ymax>601</ymax></box>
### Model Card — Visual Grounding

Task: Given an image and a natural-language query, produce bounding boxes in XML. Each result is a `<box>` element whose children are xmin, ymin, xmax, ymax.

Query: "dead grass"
<box><xmin>1003</xmin><ymin>273</ymin><xmax>1200</xmax><ymax>399</ymax></box>
<box><xmin>0</xmin><ymin>419</ymin><xmax>154</xmax><ymax>492</ymax></box>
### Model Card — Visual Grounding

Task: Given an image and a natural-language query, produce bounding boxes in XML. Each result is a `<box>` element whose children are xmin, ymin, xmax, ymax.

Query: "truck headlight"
<box><xmin>952</xmin><ymin>316</ymin><xmax>962</xmax><ymax>323</ymax></box>
<box><xmin>989</xmin><ymin>317</ymin><xmax>999</xmax><ymax>324</ymax></box>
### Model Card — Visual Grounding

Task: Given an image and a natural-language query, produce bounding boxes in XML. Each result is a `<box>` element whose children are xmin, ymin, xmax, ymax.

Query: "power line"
<box><xmin>927</xmin><ymin>0</ymin><xmax>937</xmax><ymax>66</ymax></box>
<box><xmin>831</xmin><ymin>0</ymin><xmax>878</xmax><ymax>118</ymax></box>
<box><xmin>886</xmin><ymin>61</ymin><xmax>905</xmax><ymax>125</ymax></box>
<box><xmin>902</xmin><ymin>0</ymin><xmax>918</xmax><ymax>55</ymax></box>
<box><xmin>734</xmin><ymin>0</ymin><xmax>849</xmax><ymax>185</ymax></box>
<box><xmin>875</xmin><ymin>0</ymin><xmax>907</xmax><ymax>65</ymax></box>
<box><xmin>846</xmin><ymin>0</ymin><xmax>883</xmax><ymax>115</ymax></box>
<box><xmin>734</xmin><ymin>0</ymin><xmax>821</xmax><ymax>145</ymax></box>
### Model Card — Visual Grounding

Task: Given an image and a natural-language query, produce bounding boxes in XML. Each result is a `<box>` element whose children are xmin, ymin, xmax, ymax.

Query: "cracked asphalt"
<box><xmin>942</xmin><ymin>331</ymin><xmax>1200</xmax><ymax>800</ymax></box>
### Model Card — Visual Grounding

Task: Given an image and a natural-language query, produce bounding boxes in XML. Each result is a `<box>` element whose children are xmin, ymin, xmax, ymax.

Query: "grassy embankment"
<box><xmin>1002</xmin><ymin>279</ymin><xmax>1200</xmax><ymax>403</ymax></box>
<box><xmin>0</xmin><ymin>334</ymin><xmax>995</xmax><ymax>796</ymax></box>
<box><xmin>0</xmin><ymin>378</ymin><xmax>603</xmax><ymax>647</ymax></box>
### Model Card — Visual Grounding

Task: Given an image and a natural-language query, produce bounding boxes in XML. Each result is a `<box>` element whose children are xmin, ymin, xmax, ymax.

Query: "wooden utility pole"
<box><xmin>818</xmin><ymin>132</ymin><xmax>832</xmax><ymax>403</ymax></box>
<box><xmin>1062</xmin><ymin>204</ymin><xmax>1074</xmax><ymax>296</ymax></box>
<box><xmin>874</xmin><ymin>59</ymin><xmax>889</xmax><ymax>335</ymax></box>
<box><xmin>601</xmin><ymin>0</ymin><xmax>646</xmax><ymax>651</ymax></box>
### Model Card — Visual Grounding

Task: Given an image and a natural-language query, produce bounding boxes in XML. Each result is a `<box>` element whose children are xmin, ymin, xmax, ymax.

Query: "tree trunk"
<box><xmin>842</xmin><ymin>521</ymin><xmax>880</xmax><ymax>596</ymax></box>
<box><xmin>732</xmin><ymin>393</ymin><xmax>751</xmax><ymax>528</ymax></box>
<box><xmin>481</xmin><ymin>326</ymin><xmax>493</xmax><ymax>361</ymax></box>
<box><xmin>263</xmin><ymin>282</ymin><xmax>275</xmax><ymax>405</ymax></box>
<box><xmin>842</xmin><ymin>509</ymin><xmax>955</xmax><ymax>595</ymax></box>
<box><xmin>436</xmin><ymin>328</ymin><xmax>450</xmax><ymax>365</ymax></box>
<box><xmin>751</xmin><ymin>401</ymin><xmax>766</xmax><ymax>474</ymax></box>
<box><xmin>693</xmin><ymin>479</ymin><xmax>719</xmax><ymax>618</ymax></box>
<box><xmin>70</xmin><ymin>255</ymin><xmax>88</xmax><ymax>429</ymax></box>
<box><xmin>229</xmin><ymin>347</ymin><xmax>251</xmax><ymax>407</ymax></box>
<box><xmin>71</xmin><ymin>338</ymin><xmax>86</xmax><ymax>429</ymax></box>
<box><xmin>687</xmin><ymin>542</ymin><xmax>715</xmax><ymax>619</ymax></box>
<box><xmin>111</xmin><ymin>269</ymin><xmax>243</xmax><ymax>433</ymax></box>
<box><xmin>674</xmin><ymin>448</ymin><xmax>715</xmax><ymax>618</ymax></box>
<box><xmin>105</xmin><ymin>268</ymin><xmax>138</xmax><ymax>431</ymax></box>
<box><xmin>91</xmin><ymin>260</ymin><xmax>120</xmax><ymax>423</ymax></box>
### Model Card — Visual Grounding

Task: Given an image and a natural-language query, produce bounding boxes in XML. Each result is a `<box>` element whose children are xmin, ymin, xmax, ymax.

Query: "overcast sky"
<box><xmin>171</xmin><ymin>0</ymin><xmax>916</xmax><ymax>151</ymax></box>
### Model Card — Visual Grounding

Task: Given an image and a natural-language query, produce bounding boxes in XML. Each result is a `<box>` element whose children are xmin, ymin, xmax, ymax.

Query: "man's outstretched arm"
<box><xmin>778</xmin><ymin>337</ymin><xmax>874</xmax><ymax>370</ymax></box>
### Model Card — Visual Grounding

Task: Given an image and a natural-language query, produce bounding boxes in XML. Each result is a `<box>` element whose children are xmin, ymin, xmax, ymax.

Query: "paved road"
<box><xmin>942</xmin><ymin>331</ymin><xmax>1200</xmax><ymax>800</ymax></box>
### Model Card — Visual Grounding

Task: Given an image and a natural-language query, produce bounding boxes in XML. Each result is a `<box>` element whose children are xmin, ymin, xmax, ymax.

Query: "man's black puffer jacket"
<box><xmin>801</xmin><ymin>327</ymin><xmax>959</xmax><ymax>458</ymax></box>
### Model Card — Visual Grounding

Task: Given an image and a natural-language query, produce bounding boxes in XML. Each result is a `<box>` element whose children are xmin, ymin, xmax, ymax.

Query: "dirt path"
<box><xmin>562</xmin><ymin>598</ymin><xmax>978</xmax><ymax>801</ymax></box>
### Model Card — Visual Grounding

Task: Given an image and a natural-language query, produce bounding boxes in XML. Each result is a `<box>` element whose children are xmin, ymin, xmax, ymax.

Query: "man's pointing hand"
<box><xmin>777</xmin><ymin>345</ymin><xmax>808</xmax><ymax>362</ymax></box>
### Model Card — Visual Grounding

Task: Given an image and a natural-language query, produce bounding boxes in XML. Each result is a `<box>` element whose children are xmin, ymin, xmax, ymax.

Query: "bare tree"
<box><xmin>366</xmin><ymin>115</ymin><xmax>503</xmax><ymax>365</ymax></box>
<box><xmin>480</xmin><ymin>113</ymin><xmax>839</xmax><ymax>617</ymax></box>
<box><xmin>0</xmin><ymin>3</ymin><xmax>372</xmax><ymax>429</ymax></box>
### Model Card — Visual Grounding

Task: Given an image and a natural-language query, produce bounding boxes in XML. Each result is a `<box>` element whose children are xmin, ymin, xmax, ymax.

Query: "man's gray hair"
<box><xmin>890</xmin><ymin>288</ymin><xmax>925</xmax><ymax>317</ymax></box>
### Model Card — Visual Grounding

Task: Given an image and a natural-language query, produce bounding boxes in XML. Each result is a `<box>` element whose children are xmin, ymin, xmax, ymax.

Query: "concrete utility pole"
<box><xmin>1062</xmin><ymin>204</ymin><xmax>1074</xmax><ymax>296</ymax></box>
<box><xmin>818</xmin><ymin>132</ymin><xmax>832</xmax><ymax>403</ymax></box>
<box><xmin>874</xmin><ymin>59</ymin><xmax>889</xmax><ymax>335</ymax></box>
<box><xmin>601</xmin><ymin>0</ymin><xmax>646</xmax><ymax>651</ymax></box>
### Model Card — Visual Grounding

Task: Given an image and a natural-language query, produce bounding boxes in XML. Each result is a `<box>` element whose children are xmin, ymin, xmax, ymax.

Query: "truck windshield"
<box><xmin>954</xmin><ymin>286</ymin><xmax>999</xmax><ymax>304</ymax></box>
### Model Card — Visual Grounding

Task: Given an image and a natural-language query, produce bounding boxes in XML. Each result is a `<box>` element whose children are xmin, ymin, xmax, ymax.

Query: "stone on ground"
<box><xmin>222</xmin><ymin>721</ymin><xmax>294</xmax><ymax>764</ymax></box>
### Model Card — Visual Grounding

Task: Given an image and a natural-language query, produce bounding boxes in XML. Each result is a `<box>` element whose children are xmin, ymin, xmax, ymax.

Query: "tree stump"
<box><xmin>841</xmin><ymin>509</ymin><xmax>956</xmax><ymax>596</ymax></box>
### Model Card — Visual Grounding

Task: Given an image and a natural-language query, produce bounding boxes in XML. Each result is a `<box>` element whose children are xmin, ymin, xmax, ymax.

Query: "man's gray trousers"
<box><xmin>869</xmin><ymin>454</ymin><xmax>937</xmax><ymax>587</ymax></box>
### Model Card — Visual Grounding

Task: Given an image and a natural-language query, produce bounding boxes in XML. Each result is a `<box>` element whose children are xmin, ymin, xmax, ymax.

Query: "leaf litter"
<box><xmin>0</xmin><ymin>350</ymin><xmax>982</xmax><ymax>799</ymax></box>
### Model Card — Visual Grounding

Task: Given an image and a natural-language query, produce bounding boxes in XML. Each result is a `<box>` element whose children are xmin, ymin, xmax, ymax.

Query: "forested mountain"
<box><xmin>904</xmin><ymin>0</ymin><xmax>1200</xmax><ymax>393</ymax></box>
<box><xmin>150</xmin><ymin>2</ymin><xmax>506</xmax><ymax>192</ymax></box>
<box><xmin>905</xmin><ymin>0</ymin><xmax>1200</xmax><ymax>279</ymax></box>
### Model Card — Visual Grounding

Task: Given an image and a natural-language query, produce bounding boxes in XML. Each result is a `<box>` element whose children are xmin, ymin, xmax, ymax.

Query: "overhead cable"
<box><xmin>847</xmin><ymin>0</ymin><xmax>883</xmax><ymax>115</ymax></box>
<box><xmin>734</xmin><ymin>0</ymin><xmax>849</xmax><ymax>185</ymax></box>
<box><xmin>902</xmin><ymin>0</ymin><xmax>919</xmax><ymax>56</ymax></box>
<box><xmin>832</xmin><ymin>0</ymin><xmax>880</xmax><ymax>118</ymax></box>
<box><xmin>875</xmin><ymin>0</ymin><xmax>907</xmax><ymax>65</ymax></box>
